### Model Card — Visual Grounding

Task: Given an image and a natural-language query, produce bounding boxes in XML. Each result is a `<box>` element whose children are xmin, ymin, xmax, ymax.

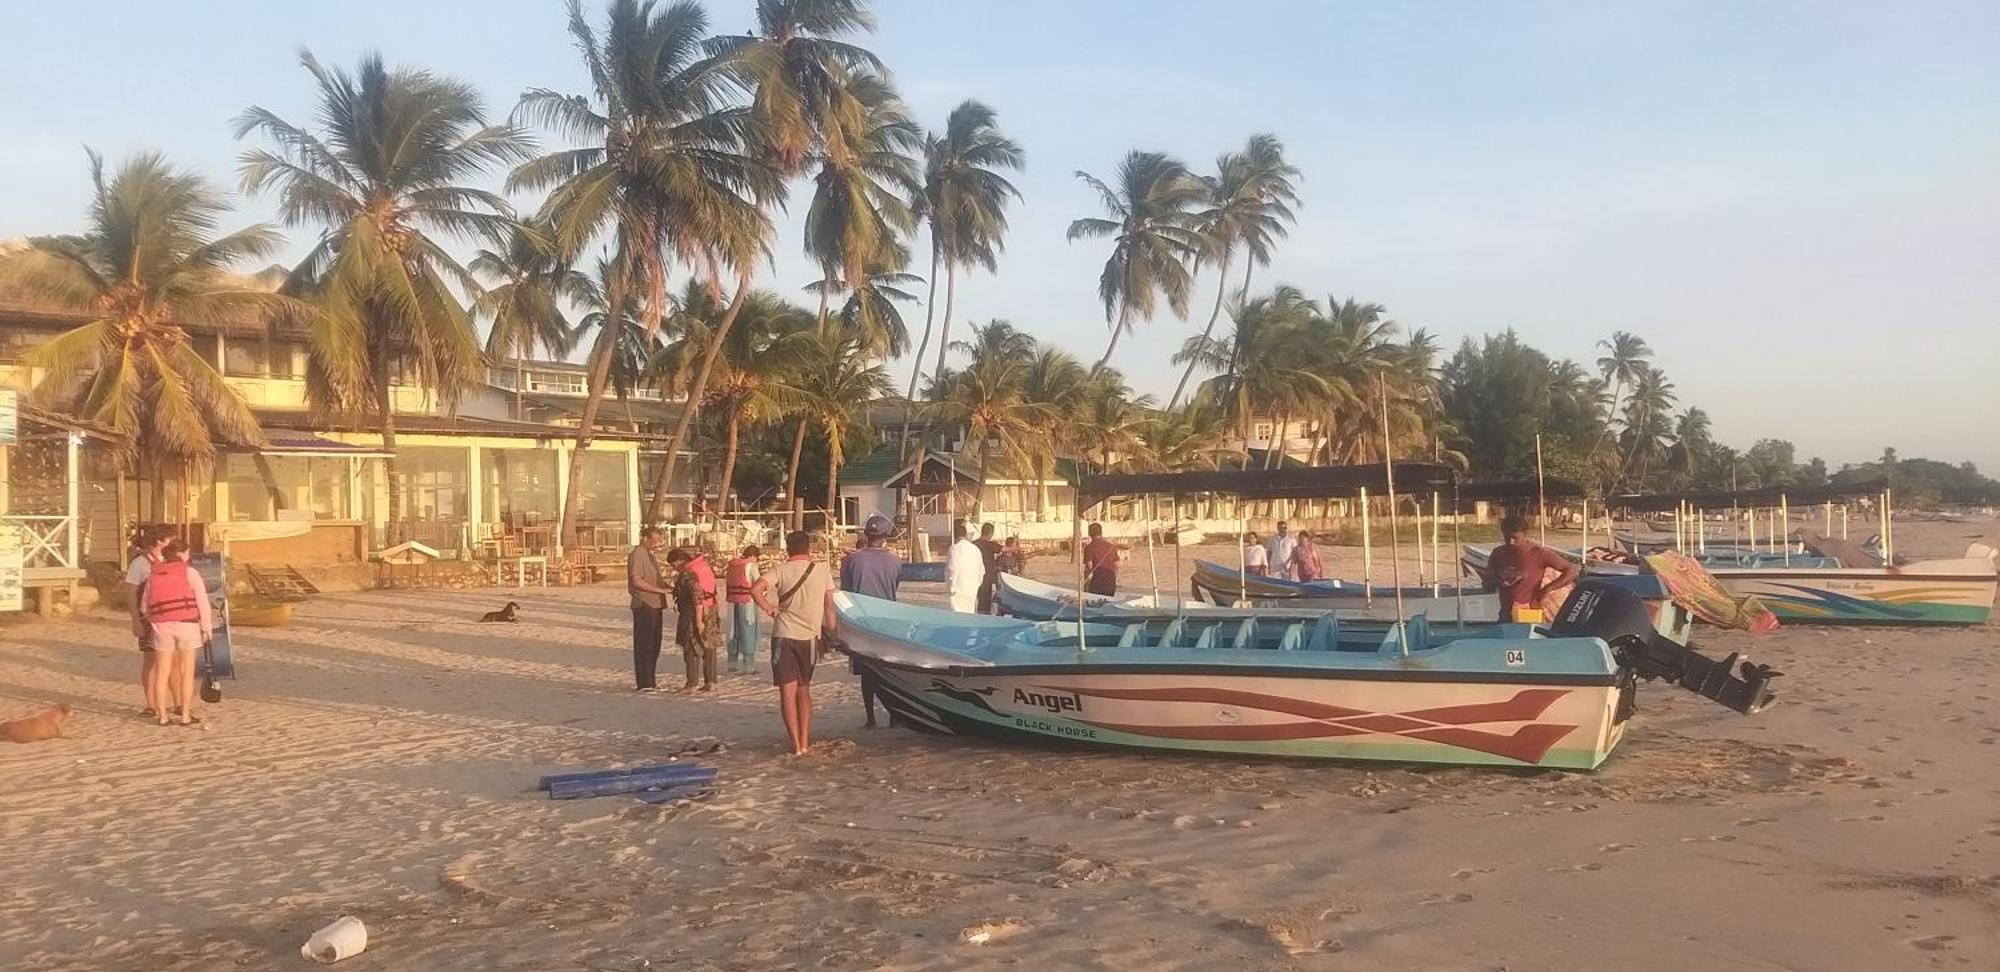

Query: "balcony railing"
<box><xmin>3</xmin><ymin>514</ymin><xmax>76</xmax><ymax>570</ymax></box>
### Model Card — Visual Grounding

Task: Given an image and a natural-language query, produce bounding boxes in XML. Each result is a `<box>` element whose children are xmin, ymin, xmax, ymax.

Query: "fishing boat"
<box><xmin>836</xmin><ymin>580</ymin><xmax>1776</xmax><ymax>770</ymax></box>
<box><xmin>998</xmin><ymin>570</ymin><xmax>1693</xmax><ymax>643</ymax></box>
<box><xmin>1189</xmin><ymin>559</ymin><xmax>1498</xmax><ymax>616</ymax></box>
<box><xmin>1604</xmin><ymin>483</ymin><xmax>1998</xmax><ymax>626</ymax></box>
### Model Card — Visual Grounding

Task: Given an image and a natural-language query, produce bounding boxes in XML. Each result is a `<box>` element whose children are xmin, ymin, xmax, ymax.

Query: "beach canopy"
<box><xmin>1606</xmin><ymin>479</ymin><xmax>1888</xmax><ymax>513</ymax></box>
<box><xmin>1077</xmin><ymin>463</ymin><xmax>1459</xmax><ymax>512</ymax></box>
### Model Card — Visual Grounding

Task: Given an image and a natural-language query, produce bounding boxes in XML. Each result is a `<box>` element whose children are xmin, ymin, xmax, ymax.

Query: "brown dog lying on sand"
<box><xmin>479</xmin><ymin>601</ymin><xmax>520</xmax><ymax>623</ymax></box>
<box><xmin>2</xmin><ymin>704</ymin><xmax>74</xmax><ymax>743</ymax></box>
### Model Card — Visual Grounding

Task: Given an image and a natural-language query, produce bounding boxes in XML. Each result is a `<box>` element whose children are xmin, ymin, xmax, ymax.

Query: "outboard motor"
<box><xmin>1550</xmin><ymin>581</ymin><xmax>1780</xmax><ymax>716</ymax></box>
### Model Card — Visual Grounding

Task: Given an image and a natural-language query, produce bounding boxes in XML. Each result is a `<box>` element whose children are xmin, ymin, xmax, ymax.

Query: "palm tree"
<box><xmin>236</xmin><ymin>51</ymin><xmax>529</xmax><ymax>541</ymax></box>
<box><xmin>923</xmin><ymin>320</ymin><xmax>1042</xmax><ymax>514</ymax></box>
<box><xmin>1614</xmin><ymin>363</ymin><xmax>1677</xmax><ymax>490</ymax></box>
<box><xmin>471</xmin><ymin>221</ymin><xmax>592</xmax><ymax>419</ymax></box>
<box><xmin>768</xmin><ymin>330</ymin><xmax>892</xmax><ymax>523</ymax></box>
<box><xmin>1020</xmin><ymin>344</ymin><xmax>1087</xmax><ymax>511</ymax></box>
<box><xmin>1306</xmin><ymin>297</ymin><xmax>1397</xmax><ymax>465</ymax></box>
<box><xmin>802</xmin><ymin>71</ymin><xmax>920</xmax><ymax>331</ymax></box>
<box><xmin>1143</xmin><ymin>400</ymin><xmax>1243</xmax><ymax>472</ymax></box>
<box><xmin>654</xmin><ymin>281</ymin><xmax>811</xmax><ymax>512</ymax></box>
<box><xmin>512</xmin><ymin>0</ymin><xmax>779</xmax><ymax>530</ymax></box>
<box><xmin>708</xmin><ymin>0</ymin><xmax>885</xmax><ymax>176</ymax></box>
<box><xmin>903</xmin><ymin>100</ymin><xmax>1024</xmax><ymax>460</ymax></box>
<box><xmin>1070</xmin><ymin>370</ymin><xmax>1155</xmax><ymax>475</ymax></box>
<box><xmin>1067</xmin><ymin>151</ymin><xmax>1208</xmax><ymax>371</ymax></box>
<box><xmin>2</xmin><ymin>150</ymin><xmax>286</xmax><ymax>506</ymax></box>
<box><xmin>1175</xmin><ymin>287</ymin><xmax>1326</xmax><ymax>468</ymax></box>
<box><xmin>805</xmin><ymin>262</ymin><xmax>919</xmax><ymax>358</ymax></box>
<box><xmin>1666</xmin><ymin>407</ymin><xmax>1712</xmax><ymax>491</ymax></box>
<box><xmin>1168</xmin><ymin>134</ymin><xmax>1300</xmax><ymax>409</ymax></box>
<box><xmin>1591</xmin><ymin>330</ymin><xmax>1651</xmax><ymax>465</ymax></box>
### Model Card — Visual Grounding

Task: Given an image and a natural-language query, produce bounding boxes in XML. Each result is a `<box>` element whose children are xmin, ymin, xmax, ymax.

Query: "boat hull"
<box><xmin>847</xmin><ymin>652</ymin><xmax>1627</xmax><ymax>770</ymax></box>
<box><xmin>1708</xmin><ymin>559</ymin><xmax>1997</xmax><ymax>625</ymax></box>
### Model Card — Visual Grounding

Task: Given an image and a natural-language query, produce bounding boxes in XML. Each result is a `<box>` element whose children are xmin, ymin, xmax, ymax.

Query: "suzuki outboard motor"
<box><xmin>1550</xmin><ymin>581</ymin><xmax>1780</xmax><ymax>716</ymax></box>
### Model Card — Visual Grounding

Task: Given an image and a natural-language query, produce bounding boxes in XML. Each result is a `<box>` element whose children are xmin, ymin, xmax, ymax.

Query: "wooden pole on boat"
<box><xmin>1535</xmin><ymin>433</ymin><xmax>1548</xmax><ymax>547</ymax></box>
<box><xmin>1237</xmin><ymin>499</ymin><xmax>1248</xmax><ymax>608</ymax></box>
<box><xmin>1747</xmin><ymin>504</ymin><xmax>1756</xmax><ymax>553</ymax></box>
<box><xmin>1360</xmin><ymin>485</ymin><xmax>1373</xmax><ymax>606</ymax></box>
<box><xmin>1780</xmin><ymin>494</ymin><xmax>1791</xmax><ymax>566</ymax></box>
<box><xmin>1171</xmin><ymin>495</ymin><xmax>1183</xmax><ymax>618</ymax></box>
<box><xmin>1144</xmin><ymin>494</ymin><xmax>1160</xmax><ymax>604</ymax></box>
<box><xmin>1073</xmin><ymin>503</ymin><xmax>1086</xmax><ymax>651</ymax></box>
<box><xmin>1697</xmin><ymin>506</ymin><xmax>1707</xmax><ymax>555</ymax></box>
<box><xmin>1841</xmin><ymin>503</ymin><xmax>1849</xmax><ymax>540</ymax></box>
<box><xmin>1430</xmin><ymin>491</ymin><xmax>1442</xmax><ymax>597</ymax></box>
<box><xmin>1882</xmin><ymin>488</ymin><xmax>1894</xmax><ymax>563</ymax></box>
<box><xmin>1579</xmin><ymin>495</ymin><xmax>1589</xmax><ymax>558</ymax></box>
<box><xmin>1824</xmin><ymin>501</ymin><xmax>1832</xmax><ymax>538</ymax></box>
<box><xmin>1379</xmin><ymin>373</ymin><xmax>1409</xmax><ymax>657</ymax></box>
<box><xmin>1452</xmin><ymin>480</ymin><xmax>1466</xmax><ymax>631</ymax></box>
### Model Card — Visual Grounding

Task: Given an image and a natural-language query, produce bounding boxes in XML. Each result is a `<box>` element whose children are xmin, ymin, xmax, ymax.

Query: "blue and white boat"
<box><xmin>836</xmin><ymin>582</ymin><xmax>1774</xmax><ymax>770</ymax></box>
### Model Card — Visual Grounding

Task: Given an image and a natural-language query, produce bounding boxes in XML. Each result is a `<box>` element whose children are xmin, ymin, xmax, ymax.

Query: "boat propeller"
<box><xmin>1551</xmin><ymin>582</ymin><xmax>1781</xmax><ymax>716</ymax></box>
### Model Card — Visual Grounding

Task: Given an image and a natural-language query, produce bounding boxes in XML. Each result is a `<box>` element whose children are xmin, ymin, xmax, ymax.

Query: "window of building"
<box><xmin>530</xmin><ymin>371</ymin><xmax>588</xmax><ymax>396</ymax></box>
<box><xmin>1252</xmin><ymin>422</ymin><xmax>1273</xmax><ymax>441</ymax></box>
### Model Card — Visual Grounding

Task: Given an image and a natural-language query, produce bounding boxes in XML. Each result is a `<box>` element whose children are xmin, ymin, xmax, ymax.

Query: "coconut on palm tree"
<box><xmin>236</xmin><ymin>51</ymin><xmax>530</xmax><ymax>542</ymax></box>
<box><xmin>903</xmin><ymin>100</ymin><xmax>1023</xmax><ymax>460</ymax></box>
<box><xmin>513</xmin><ymin>0</ymin><xmax>780</xmax><ymax>530</ymax></box>
<box><xmin>1067</xmin><ymin>151</ymin><xmax>1208</xmax><ymax>371</ymax></box>
<box><xmin>1169</xmin><ymin>134</ymin><xmax>1299</xmax><ymax>409</ymax></box>
<box><xmin>472</xmin><ymin>221</ymin><xmax>592</xmax><ymax>419</ymax></box>
<box><xmin>1</xmin><ymin>150</ymin><xmax>287</xmax><ymax>508</ymax></box>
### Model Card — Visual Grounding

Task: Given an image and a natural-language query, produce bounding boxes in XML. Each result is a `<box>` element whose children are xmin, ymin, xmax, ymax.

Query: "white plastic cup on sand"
<box><xmin>301</xmin><ymin>916</ymin><xmax>367</xmax><ymax>963</ymax></box>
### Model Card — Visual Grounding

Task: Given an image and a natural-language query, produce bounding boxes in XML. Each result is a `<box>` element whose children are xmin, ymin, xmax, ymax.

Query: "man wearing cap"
<box><xmin>839</xmin><ymin>513</ymin><xmax>902</xmax><ymax>728</ymax></box>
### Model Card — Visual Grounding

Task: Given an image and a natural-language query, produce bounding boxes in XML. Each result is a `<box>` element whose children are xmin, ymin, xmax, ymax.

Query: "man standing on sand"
<box><xmin>627</xmin><ymin>526</ymin><xmax>670</xmax><ymax>692</ymax></box>
<box><xmin>946</xmin><ymin>520</ymin><xmax>983</xmax><ymax>613</ymax></box>
<box><xmin>1084</xmin><ymin>522</ymin><xmax>1120</xmax><ymax>596</ymax></box>
<box><xmin>666</xmin><ymin>548</ymin><xmax>718</xmax><ymax>692</ymax></box>
<box><xmin>752</xmin><ymin>531</ymin><xmax>836</xmax><ymax>756</ymax></box>
<box><xmin>974</xmin><ymin>521</ymin><xmax>1002</xmax><ymax>614</ymax></box>
<box><xmin>1265</xmin><ymin>521</ymin><xmax>1298</xmax><ymax>581</ymax></box>
<box><xmin>839</xmin><ymin>513</ymin><xmax>901</xmax><ymax>728</ymax></box>
<box><xmin>1484</xmin><ymin>513</ymin><xmax>1580</xmax><ymax>623</ymax></box>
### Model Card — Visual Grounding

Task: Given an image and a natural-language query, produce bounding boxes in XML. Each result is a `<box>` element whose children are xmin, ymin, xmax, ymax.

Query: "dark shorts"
<box><xmin>772</xmin><ymin>637</ymin><xmax>817</xmax><ymax>686</ymax></box>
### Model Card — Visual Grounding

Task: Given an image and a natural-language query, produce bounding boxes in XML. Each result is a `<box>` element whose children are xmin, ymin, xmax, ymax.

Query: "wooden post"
<box><xmin>1379</xmin><ymin>373</ymin><xmax>1408</xmax><ymax>656</ymax></box>
<box><xmin>1430</xmin><ymin>491</ymin><xmax>1441</xmax><ymax>597</ymax></box>
<box><xmin>1579</xmin><ymin>495</ymin><xmax>1589</xmax><ymax>558</ymax></box>
<box><xmin>1534</xmin><ymin>433</ymin><xmax>1548</xmax><ymax>547</ymax></box>
<box><xmin>1780</xmin><ymin>494</ymin><xmax>1790</xmax><ymax>566</ymax></box>
<box><xmin>1145</xmin><ymin>494</ymin><xmax>1159</xmax><ymax>603</ymax></box>
<box><xmin>1359</xmin><ymin>485</ymin><xmax>1372</xmax><ymax>605</ymax></box>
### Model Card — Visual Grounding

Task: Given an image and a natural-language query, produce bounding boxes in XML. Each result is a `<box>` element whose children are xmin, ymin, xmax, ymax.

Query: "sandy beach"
<box><xmin>3</xmin><ymin>518</ymin><xmax>1997</xmax><ymax>971</ymax></box>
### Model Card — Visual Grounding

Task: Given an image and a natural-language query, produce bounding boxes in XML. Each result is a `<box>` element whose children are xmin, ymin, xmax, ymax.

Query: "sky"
<box><xmin>5</xmin><ymin>1</ymin><xmax>1998</xmax><ymax>474</ymax></box>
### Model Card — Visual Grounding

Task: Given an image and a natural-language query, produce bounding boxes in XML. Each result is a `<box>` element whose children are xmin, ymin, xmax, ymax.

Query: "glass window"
<box><xmin>573</xmin><ymin>449</ymin><xmax>630</xmax><ymax>522</ymax></box>
<box><xmin>480</xmin><ymin>448</ymin><xmax>559</xmax><ymax>527</ymax></box>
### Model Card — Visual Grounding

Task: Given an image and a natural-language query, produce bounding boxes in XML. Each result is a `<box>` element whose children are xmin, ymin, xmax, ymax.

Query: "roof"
<box><xmin>1216</xmin><ymin>448</ymin><xmax>1312</xmax><ymax>472</ymax></box>
<box><xmin>1607</xmin><ymin>479</ymin><xmax>1886</xmax><ymax>512</ymax></box>
<box><xmin>522</xmin><ymin>392</ymin><xmax>682</xmax><ymax>427</ymax></box>
<box><xmin>226</xmin><ymin>432</ymin><xmax>394</xmax><ymax>459</ymax></box>
<box><xmin>841</xmin><ymin>447</ymin><xmax>908</xmax><ymax>485</ymax></box>
<box><xmin>1078</xmin><ymin>463</ymin><xmax>1462</xmax><ymax>512</ymax></box>
<box><xmin>15</xmin><ymin>402</ymin><xmax>126</xmax><ymax>443</ymax></box>
<box><xmin>252</xmin><ymin>409</ymin><xmax>665</xmax><ymax>443</ymax></box>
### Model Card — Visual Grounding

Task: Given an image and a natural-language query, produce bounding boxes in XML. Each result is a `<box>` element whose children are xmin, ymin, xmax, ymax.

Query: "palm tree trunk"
<box><xmin>783</xmin><ymin>417</ymin><xmax>807</xmax><ymax>528</ymax></box>
<box><xmin>645</xmin><ymin>268</ymin><xmax>753</xmax><ymax>524</ymax></box>
<box><xmin>1266</xmin><ymin>414</ymin><xmax>1288</xmax><ymax>469</ymax></box>
<box><xmin>514</xmin><ymin>335</ymin><xmax>527</xmax><ymax>420</ymax></box>
<box><xmin>900</xmin><ymin>244</ymin><xmax>944</xmax><ymax>463</ymax></box>
<box><xmin>1094</xmin><ymin>300</ymin><xmax>1131</xmax><ymax>372</ymax></box>
<box><xmin>557</xmin><ymin>268</ymin><xmax>625</xmax><ymax>552</ymax></box>
<box><xmin>1168</xmin><ymin>250</ymin><xmax>1231</xmax><ymax>410</ymax></box>
<box><xmin>716</xmin><ymin>410</ymin><xmax>741</xmax><ymax>515</ymax></box>
<box><xmin>378</xmin><ymin>356</ymin><xmax>403</xmax><ymax>546</ymax></box>
<box><xmin>932</xmin><ymin>260</ymin><xmax>958</xmax><ymax>388</ymax></box>
<box><xmin>826</xmin><ymin>429</ymin><xmax>841</xmax><ymax>527</ymax></box>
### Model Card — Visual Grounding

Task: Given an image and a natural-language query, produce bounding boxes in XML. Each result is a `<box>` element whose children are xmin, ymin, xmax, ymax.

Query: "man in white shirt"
<box><xmin>1265</xmin><ymin>521</ymin><xmax>1299</xmax><ymax>581</ymax></box>
<box><xmin>946</xmin><ymin>520</ymin><xmax>984</xmax><ymax>613</ymax></box>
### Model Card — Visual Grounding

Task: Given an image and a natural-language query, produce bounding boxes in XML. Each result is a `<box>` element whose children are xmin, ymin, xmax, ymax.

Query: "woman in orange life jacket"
<box><xmin>144</xmin><ymin>539</ymin><xmax>215</xmax><ymax>726</ymax></box>
<box><xmin>724</xmin><ymin>545</ymin><xmax>762</xmax><ymax>674</ymax></box>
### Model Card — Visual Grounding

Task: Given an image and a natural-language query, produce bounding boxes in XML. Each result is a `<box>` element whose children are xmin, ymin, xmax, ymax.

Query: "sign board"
<box><xmin>191</xmin><ymin>552</ymin><xmax>235</xmax><ymax>678</ymax></box>
<box><xmin>0</xmin><ymin>389</ymin><xmax>14</xmax><ymax>445</ymax></box>
<box><xmin>0</xmin><ymin>523</ymin><xmax>21</xmax><ymax>612</ymax></box>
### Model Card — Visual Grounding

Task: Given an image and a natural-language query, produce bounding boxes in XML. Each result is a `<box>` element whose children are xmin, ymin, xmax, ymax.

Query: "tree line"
<box><xmin>4</xmin><ymin>0</ymin><xmax>1991</xmax><ymax>536</ymax></box>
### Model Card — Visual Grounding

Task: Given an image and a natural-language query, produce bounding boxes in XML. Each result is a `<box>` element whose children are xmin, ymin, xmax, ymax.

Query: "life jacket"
<box><xmin>686</xmin><ymin>556</ymin><xmax>718</xmax><ymax>607</ymax></box>
<box><xmin>726</xmin><ymin>557</ymin><xmax>756</xmax><ymax>603</ymax></box>
<box><xmin>145</xmin><ymin>560</ymin><xmax>202</xmax><ymax>623</ymax></box>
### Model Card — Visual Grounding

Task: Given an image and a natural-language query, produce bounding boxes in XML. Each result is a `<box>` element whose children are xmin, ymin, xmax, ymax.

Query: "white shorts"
<box><xmin>948</xmin><ymin>593</ymin><xmax>978</xmax><ymax>613</ymax></box>
<box><xmin>151</xmin><ymin>621</ymin><xmax>203</xmax><ymax>652</ymax></box>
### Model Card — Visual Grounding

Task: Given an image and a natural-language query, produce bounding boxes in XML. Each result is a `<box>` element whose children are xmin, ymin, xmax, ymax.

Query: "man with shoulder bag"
<box><xmin>751</xmin><ymin>531</ymin><xmax>836</xmax><ymax>757</ymax></box>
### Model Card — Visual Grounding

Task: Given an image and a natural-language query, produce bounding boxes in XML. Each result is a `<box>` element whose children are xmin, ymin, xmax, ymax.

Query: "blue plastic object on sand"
<box><xmin>547</xmin><ymin>766</ymin><xmax>718</xmax><ymax>800</ymax></box>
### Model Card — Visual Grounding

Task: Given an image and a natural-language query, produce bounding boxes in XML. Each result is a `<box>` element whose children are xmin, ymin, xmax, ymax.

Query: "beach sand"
<box><xmin>1</xmin><ymin>518</ymin><xmax>1996</xmax><ymax>970</ymax></box>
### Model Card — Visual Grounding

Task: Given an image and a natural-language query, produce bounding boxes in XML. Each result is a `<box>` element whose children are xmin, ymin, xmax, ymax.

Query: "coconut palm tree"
<box><xmin>801</xmin><ymin>70</ymin><xmax>920</xmax><ymax>330</ymax></box>
<box><xmin>902</xmin><ymin>100</ymin><xmax>1024</xmax><ymax>460</ymax></box>
<box><xmin>236</xmin><ymin>51</ymin><xmax>529</xmax><ymax>541</ymax></box>
<box><xmin>2</xmin><ymin>150</ymin><xmax>286</xmax><ymax>504</ymax></box>
<box><xmin>1019</xmin><ymin>344</ymin><xmax>1087</xmax><ymax>511</ymax></box>
<box><xmin>471</xmin><ymin>221</ymin><xmax>592</xmax><ymax>419</ymax></box>
<box><xmin>923</xmin><ymin>320</ymin><xmax>1042</xmax><ymax>513</ymax></box>
<box><xmin>1168</xmin><ymin>134</ymin><xmax>1300</xmax><ymax>409</ymax></box>
<box><xmin>768</xmin><ymin>330</ymin><xmax>892</xmax><ymax>523</ymax></box>
<box><xmin>1070</xmin><ymin>370</ymin><xmax>1155</xmax><ymax>475</ymax></box>
<box><xmin>1143</xmin><ymin>400</ymin><xmax>1243</xmax><ymax>472</ymax></box>
<box><xmin>707</xmin><ymin>0</ymin><xmax>885</xmax><ymax>176</ymax></box>
<box><xmin>1591</xmin><ymin>330</ymin><xmax>1651</xmax><ymax>462</ymax></box>
<box><xmin>1306</xmin><ymin>296</ymin><xmax>1395</xmax><ymax>465</ymax></box>
<box><xmin>654</xmin><ymin>281</ymin><xmax>811</xmax><ymax>512</ymax></box>
<box><xmin>513</xmin><ymin>0</ymin><xmax>780</xmax><ymax>528</ymax></box>
<box><xmin>805</xmin><ymin>262</ymin><xmax>919</xmax><ymax>358</ymax></box>
<box><xmin>1615</xmin><ymin>363</ymin><xmax>1677</xmax><ymax>490</ymax></box>
<box><xmin>1067</xmin><ymin>151</ymin><xmax>1208</xmax><ymax>371</ymax></box>
<box><xmin>1174</xmin><ymin>287</ymin><xmax>1325</xmax><ymax>467</ymax></box>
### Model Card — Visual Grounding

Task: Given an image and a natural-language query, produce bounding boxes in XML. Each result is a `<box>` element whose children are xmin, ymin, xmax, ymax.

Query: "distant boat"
<box><xmin>835</xmin><ymin>582</ymin><xmax>1776</xmax><ymax>770</ymax></box>
<box><xmin>996</xmin><ymin>570</ymin><xmax>1692</xmax><ymax>643</ymax></box>
<box><xmin>1189</xmin><ymin>559</ymin><xmax>1501</xmax><ymax>617</ymax></box>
